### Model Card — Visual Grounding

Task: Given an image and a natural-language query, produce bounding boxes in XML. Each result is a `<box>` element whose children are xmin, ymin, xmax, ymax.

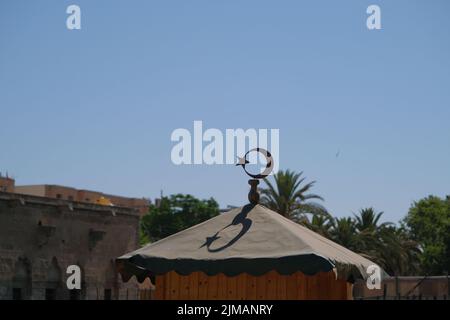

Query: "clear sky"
<box><xmin>1</xmin><ymin>0</ymin><xmax>449</xmax><ymax>223</ymax></box>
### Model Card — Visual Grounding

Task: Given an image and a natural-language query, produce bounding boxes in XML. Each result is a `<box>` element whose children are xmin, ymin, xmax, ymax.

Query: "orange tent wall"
<box><xmin>154</xmin><ymin>270</ymin><xmax>353</xmax><ymax>300</ymax></box>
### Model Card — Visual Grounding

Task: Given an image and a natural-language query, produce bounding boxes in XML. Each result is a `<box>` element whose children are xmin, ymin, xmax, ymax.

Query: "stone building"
<box><xmin>0</xmin><ymin>175</ymin><xmax>150</xmax><ymax>216</ymax></box>
<box><xmin>0</xmin><ymin>175</ymin><xmax>14</xmax><ymax>193</ymax></box>
<box><xmin>14</xmin><ymin>185</ymin><xmax>149</xmax><ymax>216</ymax></box>
<box><xmin>0</xmin><ymin>191</ymin><xmax>141</xmax><ymax>300</ymax></box>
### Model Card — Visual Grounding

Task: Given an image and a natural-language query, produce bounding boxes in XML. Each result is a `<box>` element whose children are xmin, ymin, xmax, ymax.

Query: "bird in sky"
<box><xmin>336</xmin><ymin>149</ymin><xmax>340</xmax><ymax>158</ymax></box>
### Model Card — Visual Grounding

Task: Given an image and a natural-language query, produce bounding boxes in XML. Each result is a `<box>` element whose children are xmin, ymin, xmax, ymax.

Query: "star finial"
<box><xmin>235</xmin><ymin>156</ymin><xmax>250</xmax><ymax>167</ymax></box>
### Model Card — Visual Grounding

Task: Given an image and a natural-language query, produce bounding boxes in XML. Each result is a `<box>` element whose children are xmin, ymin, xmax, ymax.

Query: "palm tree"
<box><xmin>329</xmin><ymin>217</ymin><xmax>360</xmax><ymax>251</ymax></box>
<box><xmin>308</xmin><ymin>214</ymin><xmax>334</xmax><ymax>238</ymax></box>
<box><xmin>260</xmin><ymin>170</ymin><xmax>327</xmax><ymax>222</ymax></box>
<box><xmin>352</xmin><ymin>208</ymin><xmax>394</xmax><ymax>255</ymax></box>
<box><xmin>369</xmin><ymin>225</ymin><xmax>421</xmax><ymax>276</ymax></box>
<box><xmin>354</xmin><ymin>208</ymin><xmax>392</xmax><ymax>233</ymax></box>
<box><xmin>330</xmin><ymin>208</ymin><xmax>421</xmax><ymax>275</ymax></box>
<box><xmin>260</xmin><ymin>170</ymin><xmax>422</xmax><ymax>275</ymax></box>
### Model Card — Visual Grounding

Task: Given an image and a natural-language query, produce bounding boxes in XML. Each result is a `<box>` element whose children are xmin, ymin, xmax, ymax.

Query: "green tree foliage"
<box><xmin>140</xmin><ymin>194</ymin><xmax>220</xmax><ymax>244</ymax></box>
<box><xmin>261</xmin><ymin>171</ymin><xmax>423</xmax><ymax>276</ymax></box>
<box><xmin>403</xmin><ymin>195</ymin><xmax>450</xmax><ymax>275</ymax></box>
<box><xmin>260</xmin><ymin>169</ymin><xmax>328</xmax><ymax>223</ymax></box>
<box><xmin>346</xmin><ymin>208</ymin><xmax>420</xmax><ymax>275</ymax></box>
<box><xmin>308</xmin><ymin>214</ymin><xmax>334</xmax><ymax>238</ymax></box>
<box><xmin>329</xmin><ymin>217</ymin><xmax>359</xmax><ymax>250</ymax></box>
<box><xmin>317</xmin><ymin>208</ymin><xmax>421</xmax><ymax>276</ymax></box>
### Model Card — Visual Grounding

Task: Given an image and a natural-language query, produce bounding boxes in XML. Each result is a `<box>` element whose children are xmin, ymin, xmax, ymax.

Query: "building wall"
<box><xmin>353</xmin><ymin>276</ymin><xmax>450</xmax><ymax>299</ymax></box>
<box><xmin>0</xmin><ymin>192</ymin><xmax>140</xmax><ymax>300</ymax></box>
<box><xmin>0</xmin><ymin>177</ymin><xmax>15</xmax><ymax>193</ymax></box>
<box><xmin>13</xmin><ymin>185</ymin><xmax>46</xmax><ymax>197</ymax></box>
<box><xmin>153</xmin><ymin>270</ymin><xmax>352</xmax><ymax>300</ymax></box>
<box><xmin>14</xmin><ymin>185</ymin><xmax>150</xmax><ymax>216</ymax></box>
<box><xmin>44</xmin><ymin>185</ymin><xmax>78</xmax><ymax>201</ymax></box>
<box><xmin>77</xmin><ymin>190</ymin><xmax>103</xmax><ymax>203</ymax></box>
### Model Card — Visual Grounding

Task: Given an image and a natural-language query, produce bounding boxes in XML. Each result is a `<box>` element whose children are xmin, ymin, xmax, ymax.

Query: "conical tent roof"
<box><xmin>117</xmin><ymin>204</ymin><xmax>387</xmax><ymax>282</ymax></box>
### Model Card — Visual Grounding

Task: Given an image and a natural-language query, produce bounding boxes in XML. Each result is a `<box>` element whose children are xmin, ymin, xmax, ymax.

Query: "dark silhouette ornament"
<box><xmin>236</xmin><ymin>148</ymin><xmax>274</xmax><ymax>205</ymax></box>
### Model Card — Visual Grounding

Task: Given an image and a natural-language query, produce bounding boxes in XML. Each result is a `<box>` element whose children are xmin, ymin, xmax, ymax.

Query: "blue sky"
<box><xmin>1</xmin><ymin>0</ymin><xmax>449</xmax><ymax>222</ymax></box>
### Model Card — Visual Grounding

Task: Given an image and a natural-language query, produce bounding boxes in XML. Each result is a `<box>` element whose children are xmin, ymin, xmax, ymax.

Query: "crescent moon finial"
<box><xmin>235</xmin><ymin>148</ymin><xmax>274</xmax><ymax>179</ymax></box>
<box><xmin>235</xmin><ymin>148</ymin><xmax>274</xmax><ymax>205</ymax></box>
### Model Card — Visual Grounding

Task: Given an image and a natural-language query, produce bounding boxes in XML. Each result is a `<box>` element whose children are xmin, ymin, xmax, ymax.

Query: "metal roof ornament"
<box><xmin>236</xmin><ymin>148</ymin><xmax>274</xmax><ymax>205</ymax></box>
